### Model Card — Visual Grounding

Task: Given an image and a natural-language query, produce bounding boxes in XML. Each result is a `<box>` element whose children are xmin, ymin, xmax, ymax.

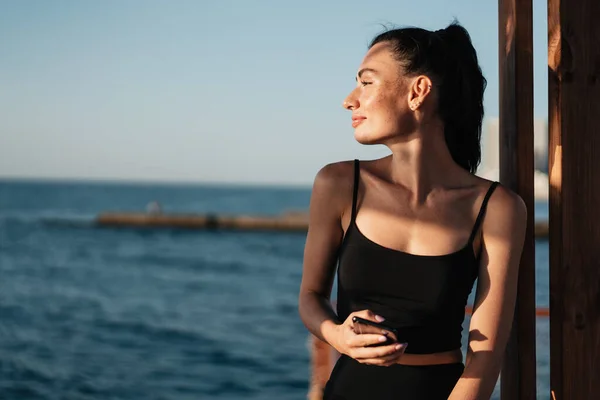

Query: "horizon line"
<box><xmin>0</xmin><ymin>175</ymin><xmax>314</xmax><ymax>189</ymax></box>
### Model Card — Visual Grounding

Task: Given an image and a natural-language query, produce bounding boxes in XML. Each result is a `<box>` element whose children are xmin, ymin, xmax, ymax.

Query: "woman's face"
<box><xmin>343</xmin><ymin>41</ymin><xmax>415</xmax><ymax>145</ymax></box>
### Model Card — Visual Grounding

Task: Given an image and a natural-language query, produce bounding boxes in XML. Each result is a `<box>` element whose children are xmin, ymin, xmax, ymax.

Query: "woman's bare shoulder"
<box><xmin>310</xmin><ymin>160</ymin><xmax>357</xmax><ymax>214</ymax></box>
<box><xmin>474</xmin><ymin>178</ymin><xmax>527</xmax><ymax>231</ymax></box>
<box><xmin>471</xmin><ymin>176</ymin><xmax>526</xmax><ymax>211</ymax></box>
<box><xmin>313</xmin><ymin>160</ymin><xmax>355</xmax><ymax>192</ymax></box>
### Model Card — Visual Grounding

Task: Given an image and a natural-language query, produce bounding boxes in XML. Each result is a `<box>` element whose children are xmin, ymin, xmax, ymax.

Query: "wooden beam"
<box><xmin>548</xmin><ymin>0</ymin><xmax>600</xmax><ymax>398</ymax></box>
<box><xmin>498</xmin><ymin>0</ymin><xmax>537</xmax><ymax>399</ymax></box>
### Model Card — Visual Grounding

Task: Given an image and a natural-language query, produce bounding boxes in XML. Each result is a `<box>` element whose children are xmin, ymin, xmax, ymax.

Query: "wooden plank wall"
<box><xmin>498</xmin><ymin>0</ymin><xmax>537</xmax><ymax>399</ymax></box>
<box><xmin>548</xmin><ymin>0</ymin><xmax>600</xmax><ymax>398</ymax></box>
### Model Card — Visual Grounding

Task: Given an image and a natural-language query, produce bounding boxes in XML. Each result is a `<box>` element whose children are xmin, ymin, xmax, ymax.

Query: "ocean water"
<box><xmin>0</xmin><ymin>180</ymin><xmax>550</xmax><ymax>399</ymax></box>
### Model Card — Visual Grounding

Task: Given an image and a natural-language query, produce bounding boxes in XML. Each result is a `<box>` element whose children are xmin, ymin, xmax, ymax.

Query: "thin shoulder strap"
<box><xmin>351</xmin><ymin>159</ymin><xmax>360</xmax><ymax>222</ymax></box>
<box><xmin>468</xmin><ymin>181</ymin><xmax>500</xmax><ymax>244</ymax></box>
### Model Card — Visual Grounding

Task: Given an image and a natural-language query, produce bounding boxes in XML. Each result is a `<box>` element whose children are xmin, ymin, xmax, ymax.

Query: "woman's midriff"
<box><xmin>396</xmin><ymin>348</ymin><xmax>463</xmax><ymax>366</ymax></box>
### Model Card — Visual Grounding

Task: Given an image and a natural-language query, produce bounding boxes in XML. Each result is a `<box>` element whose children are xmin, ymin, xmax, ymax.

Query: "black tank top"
<box><xmin>336</xmin><ymin>159</ymin><xmax>499</xmax><ymax>354</ymax></box>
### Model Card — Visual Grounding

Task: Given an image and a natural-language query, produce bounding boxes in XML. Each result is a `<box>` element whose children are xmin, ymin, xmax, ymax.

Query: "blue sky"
<box><xmin>0</xmin><ymin>0</ymin><xmax>548</xmax><ymax>185</ymax></box>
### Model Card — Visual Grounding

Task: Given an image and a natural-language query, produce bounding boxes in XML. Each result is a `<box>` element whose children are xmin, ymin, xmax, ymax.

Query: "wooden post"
<box><xmin>548</xmin><ymin>0</ymin><xmax>600</xmax><ymax>398</ymax></box>
<box><xmin>498</xmin><ymin>0</ymin><xmax>537</xmax><ymax>399</ymax></box>
<box><xmin>308</xmin><ymin>335</ymin><xmax>340</xmax><ymax>400</ymax></box>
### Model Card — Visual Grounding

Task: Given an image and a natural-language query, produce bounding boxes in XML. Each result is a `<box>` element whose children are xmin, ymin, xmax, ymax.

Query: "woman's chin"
<box><xmin>354</xmin><ymin>130</ymin><xmax>382</xmax><ymax>145</ymax></box>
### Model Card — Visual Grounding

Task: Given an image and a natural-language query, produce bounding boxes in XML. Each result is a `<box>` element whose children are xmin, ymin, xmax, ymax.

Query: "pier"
<box><xmin>94</xmin><ymin>212</ymin><xmax>551</xmax><ymax>238</ymax></box>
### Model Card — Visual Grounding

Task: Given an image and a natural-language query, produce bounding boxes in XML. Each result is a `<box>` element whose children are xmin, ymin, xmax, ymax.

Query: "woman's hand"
<box><xmin>330</xmin><ymin>310</ymin><xmax>407</xmax><ymax>366</ymax></box>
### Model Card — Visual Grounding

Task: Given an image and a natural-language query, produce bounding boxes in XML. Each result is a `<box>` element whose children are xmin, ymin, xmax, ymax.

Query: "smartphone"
<box><xmin>351</xmin><ymin>316</ymin><xmax>399</xmax><ymax>347</ymax></box>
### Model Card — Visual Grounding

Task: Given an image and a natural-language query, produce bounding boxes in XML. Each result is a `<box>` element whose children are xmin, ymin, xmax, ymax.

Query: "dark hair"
<box><xmin>370</xmin><ymin>20</ymin><xmax>486</xmax><ymax>173</ymax></box>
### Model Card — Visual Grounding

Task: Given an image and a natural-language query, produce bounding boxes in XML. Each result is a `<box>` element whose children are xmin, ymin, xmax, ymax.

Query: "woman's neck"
<box><xmin>385</xmin><ymin>127</ymin><xmax>464</xmax><ymax>205</ymax></box>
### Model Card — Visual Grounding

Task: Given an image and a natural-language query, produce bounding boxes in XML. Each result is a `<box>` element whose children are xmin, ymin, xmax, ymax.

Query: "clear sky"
<box><xmin>0</xmin><ymin>0</ymin><xmax>548</xmax><ymax>186</ymax></box>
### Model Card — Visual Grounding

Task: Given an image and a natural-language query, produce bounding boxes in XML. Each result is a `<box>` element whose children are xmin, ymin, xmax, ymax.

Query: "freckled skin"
<box><xmin>343</xmin><ymin>42</ymin><xmax>419</xmax><ymax>145</ymax></box>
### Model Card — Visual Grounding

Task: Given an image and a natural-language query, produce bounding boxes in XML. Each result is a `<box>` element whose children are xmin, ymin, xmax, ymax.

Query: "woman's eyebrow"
<box><xmin>355</xmin><ymin>68</ymin><xmax>378</xmax><ymax>80</ymax></box>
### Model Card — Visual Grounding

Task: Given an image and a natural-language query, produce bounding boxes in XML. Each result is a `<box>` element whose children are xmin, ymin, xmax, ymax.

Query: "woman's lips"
<box><xmin>352</xmin><ymin>116</ymin><xmax>366</xmax><ymax>128</ymax></box>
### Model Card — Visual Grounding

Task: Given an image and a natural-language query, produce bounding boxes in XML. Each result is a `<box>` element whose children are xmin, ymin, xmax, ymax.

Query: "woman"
<box><xmin>298</xmin><ymin>21</ymin><xmax>527</xmax><ymax>400</ymax></box>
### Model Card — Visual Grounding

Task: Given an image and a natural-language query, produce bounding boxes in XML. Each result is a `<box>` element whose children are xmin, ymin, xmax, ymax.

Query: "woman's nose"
<box><xmin>343</xmin><ymin>94</ymin><xmax>358</xmax><ymax>110</ymax></box>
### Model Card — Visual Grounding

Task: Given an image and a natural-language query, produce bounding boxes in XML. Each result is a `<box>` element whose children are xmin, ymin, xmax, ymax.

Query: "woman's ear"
<box><xmin>408</xmin><ymin>76</ymin><xmax>433</xmax><ymax>110</ymax></box>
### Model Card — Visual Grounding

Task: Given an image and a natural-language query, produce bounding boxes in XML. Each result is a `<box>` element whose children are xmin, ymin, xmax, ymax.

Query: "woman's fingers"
<box><xmin>350</xmin><ymin>342</ymin><xmax>404</xmax><ymax>360</ymax></box>
<box><xmin>347</xmin><ymin>333</ymin><xmax>389</xmax><ymax>348</ymax></box>
<box><xmin>343</xmin><ymin>310</ymin><xmax>407</xmax><ymax>366</ymax></box>
<box><xmin>359</xmin><ymin>345</ymin><xmax>407</xmax><ymax>366</ymax></box>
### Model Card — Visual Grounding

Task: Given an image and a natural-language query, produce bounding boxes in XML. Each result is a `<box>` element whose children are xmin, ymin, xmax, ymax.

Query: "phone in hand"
<box><xmin>351</xmin><ymin>316</ymin><xmax>399</xmax><ymax>347</ymax></box>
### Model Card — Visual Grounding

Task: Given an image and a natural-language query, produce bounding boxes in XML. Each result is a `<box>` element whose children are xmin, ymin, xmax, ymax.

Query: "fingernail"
<box><xmin>375</xmin><ymin>315</ymin><xmax>385</xmax><ymax>322</ymax></box>
<box><xmin>395</xmin><ymin>343</ymin><xmax>408</xmax><ymax>351</ymax></box>
<box><xmin>378</xmin><ymin>336</ymin><xmax>387</xmax><ymax>342</ymax></box>
<box><xmin>395</xmin><ymin>344</ymin><xmax>403</xmax><ymax>351</ymax></box>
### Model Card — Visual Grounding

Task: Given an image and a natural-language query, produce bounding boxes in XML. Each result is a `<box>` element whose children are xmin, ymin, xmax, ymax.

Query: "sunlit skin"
<box><xmin>343</xmin><ymin>42</ymin><xmax>466</xmax><ymax>205</ymax></box>
<box><xmin>346</xmin><ymin>42</ymin><xmax>424</xmax><ymax>146</ymax></box>
<box><xmin>298</xmin><ymin>41</ymin><xmax>527</xmax><ymax>399</ymax></box>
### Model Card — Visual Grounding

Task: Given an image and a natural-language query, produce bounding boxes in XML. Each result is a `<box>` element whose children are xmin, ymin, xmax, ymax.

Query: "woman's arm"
<box><xmin>448</xmin><ymin>185</ymin><xmax>528</xmax><ymax>400</ymax></box>
<box><xmin>298</xmin><ymin>161</ymin><xmax>352</xmax><ymax>345</ymax></box>
<box><xmin>299</xmin><ymin>161</ymin><xmax>412</xmax><ymax>368</ymax></box>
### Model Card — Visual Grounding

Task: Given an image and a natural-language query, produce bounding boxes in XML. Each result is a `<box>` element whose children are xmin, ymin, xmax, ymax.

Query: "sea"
<box><xmin>0</xmin><ymin>180</ymin><xmax>550</xmax><ymax>399</ymax></box>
